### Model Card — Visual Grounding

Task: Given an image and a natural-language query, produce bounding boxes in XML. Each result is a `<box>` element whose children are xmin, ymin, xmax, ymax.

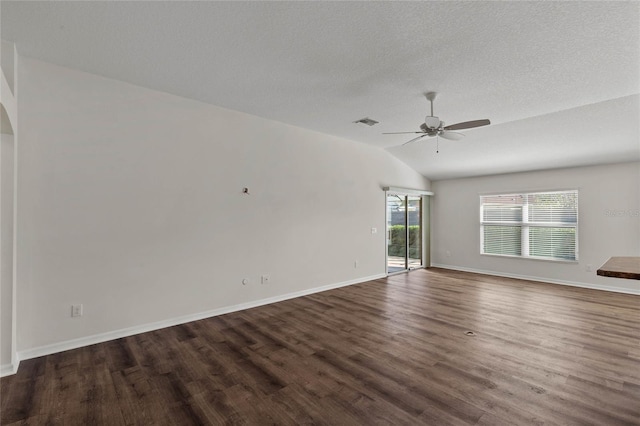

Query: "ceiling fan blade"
<box><xmin>440</xmin><ymin>131</ymin><xmax>465</xmax><ymax>141</ymax></box>
<box><xmin>383</xmin><ymin>131</ymin><xmax>426</xmax><ymax>134</ymax></box>
<box><xmin>402</xmin><ymin>134</ymin><xmax>429</xmax><ymax>146</ymax></box>
<box><xmin>443</xmin><ymin>119</ymin><xmax>490</xmax><ymax>131</ymax></box>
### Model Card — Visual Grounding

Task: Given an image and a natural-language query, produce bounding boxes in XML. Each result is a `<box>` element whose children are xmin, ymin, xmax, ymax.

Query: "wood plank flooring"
<box><xmin>2</xmin><ymin>268</ymin><xmax>640</xmax><ymax>425</ymax></box>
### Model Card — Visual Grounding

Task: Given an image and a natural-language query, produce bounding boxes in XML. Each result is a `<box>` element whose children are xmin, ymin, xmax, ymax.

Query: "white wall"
<box><xmin>431</xmin><ymin>162</ymin><xmax>640</xmax><ymax>294</ymax></box>
<box><xmin>0</xmin><ymin>40</ymin><xmax>18</xmax><ymax>376</ymax></box>
<box><xmin>15</xmin><ymin>58</ymin><xmax>429</xmax><ymax>357</ymax></box>
<box><xmin>1</xmin><ymin>40</ymin><xmax>15</xmax><ymax>97</ymax></box>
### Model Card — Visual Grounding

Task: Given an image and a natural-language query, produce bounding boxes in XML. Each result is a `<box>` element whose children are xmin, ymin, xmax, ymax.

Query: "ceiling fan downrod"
<box><xmin>426</xmin><ymin>92</ymin><xmax>437</xmax><ymax>117</ymax></box>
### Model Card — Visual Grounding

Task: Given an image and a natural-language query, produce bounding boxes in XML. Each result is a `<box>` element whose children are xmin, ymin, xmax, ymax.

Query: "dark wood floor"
<box><xmin>2</xmin><ymin>268</ymin><xmax>640</xmax><ymax>425</ymax></box>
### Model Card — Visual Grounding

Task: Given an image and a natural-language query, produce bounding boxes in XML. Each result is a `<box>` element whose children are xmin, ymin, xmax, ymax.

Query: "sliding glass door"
<box><xmin>387</xmin><ymin>194</ymin><xmax>422</xmax><ymax>274</ymax></box>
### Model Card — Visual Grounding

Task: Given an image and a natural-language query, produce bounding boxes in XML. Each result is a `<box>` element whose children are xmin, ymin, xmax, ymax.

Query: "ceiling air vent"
<box><xmin>354</xmin><ymin>117</ymin><xmax>379</xmax><ymax>127</ymax></box>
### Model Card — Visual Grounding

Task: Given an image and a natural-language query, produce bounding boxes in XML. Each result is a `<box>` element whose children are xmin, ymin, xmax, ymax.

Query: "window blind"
<box><xmin>480</xmin><ymin>190</ymin><xmax>578</xmax><ymax>261</ymax></box>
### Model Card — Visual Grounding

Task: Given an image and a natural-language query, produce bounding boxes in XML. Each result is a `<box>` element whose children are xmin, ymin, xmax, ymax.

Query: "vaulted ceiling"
<box><xmin>2</xmin><ymin>1</ymin><xmax>638</xmax><ymax>180</ymax></box>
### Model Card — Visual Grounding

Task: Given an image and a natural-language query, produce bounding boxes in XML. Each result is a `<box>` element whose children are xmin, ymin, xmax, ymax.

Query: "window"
<box><xmin>480</xmin><ymin>190</ymin><xmax>578</xmax><ymax>261</ymax></box>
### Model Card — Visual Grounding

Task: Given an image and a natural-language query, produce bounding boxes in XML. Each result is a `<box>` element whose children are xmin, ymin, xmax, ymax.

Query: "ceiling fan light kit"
<box><xmin>424</xmin><ymin>116</ymin><xmax>441</xmax><ymax>129</ymax></box>
<box><xmin>384</xmin><ymin>92</ymin><xmax>491</xmax><ymax>149</ymax></box>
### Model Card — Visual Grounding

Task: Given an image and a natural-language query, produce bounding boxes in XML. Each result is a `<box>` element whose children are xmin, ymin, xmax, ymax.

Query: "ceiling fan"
<box><xmin>384</xmin><ymin>92</ymin><xmax>490</xmax><ymax>146</ymax></box>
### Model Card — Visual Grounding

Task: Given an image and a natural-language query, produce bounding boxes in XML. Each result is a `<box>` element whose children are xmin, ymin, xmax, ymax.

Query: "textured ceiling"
<box><xmin>1</xmin><ymin>1</ymin><xmax>639</xmax><ymax>180</ymax></box>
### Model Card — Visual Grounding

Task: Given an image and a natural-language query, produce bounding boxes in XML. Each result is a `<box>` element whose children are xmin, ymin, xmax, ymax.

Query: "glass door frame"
<box><xmin>384</xmin><ymin>187</ymin><xmax>433</xmax><ymax>276</ymax></box>
<box><xmin>406</xmin><ymin>194</ymin><xmax>422</xmax><ymax>270</ymax></box>
<box><xmin>386</xmin><ymin>193</ymin><xmax>409</xmax><ymax>274</ymax></box>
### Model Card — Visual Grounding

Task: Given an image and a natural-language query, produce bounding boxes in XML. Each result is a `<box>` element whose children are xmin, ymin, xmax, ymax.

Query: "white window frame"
<box><xmin>480</xmin><ymin>190</ymin><xmax>579</xmax><ymax>262</ymax></box>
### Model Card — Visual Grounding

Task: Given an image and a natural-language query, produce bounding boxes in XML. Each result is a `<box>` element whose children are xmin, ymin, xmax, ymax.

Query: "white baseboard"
<box><xmin>431</xmin><ymin>263</ymin><xmax>640</xmax><ymax>295</ymax></box>
<box><xmin>16</xmin><ymin>273</ymin><xmax>387</xmax><ymax>366</ymax></box>
<box><xmin>0</xmin><ymin>362</ymin><xmax>19</xmax><ymax>377</ymax></box>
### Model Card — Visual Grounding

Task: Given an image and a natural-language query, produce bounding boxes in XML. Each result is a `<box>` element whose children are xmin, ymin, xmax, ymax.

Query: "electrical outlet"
<box><xmin>71</xmin><ymin>304</ymin><xmax>83</xmax><ymax>318</ymax></box>
<box><xmin>371</xmin><ymin>227</ymin><xmax>377</xmax><ymax>234</ymax></box>
<box><xmin>261</xmin><ymin>275</ymin><xmax>270</xmax><ymax>284</ymax></box>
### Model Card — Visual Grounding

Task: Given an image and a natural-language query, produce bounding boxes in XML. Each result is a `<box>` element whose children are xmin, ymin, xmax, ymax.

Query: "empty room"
<box><xmin>1</xmin><ymin>2</ymin><xmax>639</xmax><ymax>425</ymax></box>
